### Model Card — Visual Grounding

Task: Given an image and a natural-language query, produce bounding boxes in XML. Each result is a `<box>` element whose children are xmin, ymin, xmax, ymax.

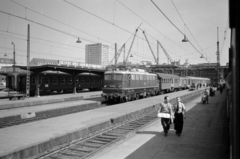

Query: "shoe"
<box><xmin>178</xmin><ymin>134</ymin><xmax>181</xmax><ymax>137</ymax></box>
<box><xmin>164</xmin><ymin>133</ymin><xmax>168</xmax><ymax>136</ymax></box>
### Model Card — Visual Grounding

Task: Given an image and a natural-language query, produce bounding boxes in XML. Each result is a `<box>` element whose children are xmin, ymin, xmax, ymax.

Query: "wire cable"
<box><xmin>9</xmin><ymin>0</ymin><xmax>114</xmax><ymax>45</ymax></box>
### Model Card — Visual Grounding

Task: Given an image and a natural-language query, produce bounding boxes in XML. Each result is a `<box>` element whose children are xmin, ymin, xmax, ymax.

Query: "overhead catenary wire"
<box><xmin>0</xmin><ymin>10</ymin><xmax>98</xmax><ymax>44</ymax></box>
<box><xmin>151</xmin><ymin>0</ymin><xmax>210</xmax><ymax>63</ymax></box>
<box><xmin>9</xmin><ymin>0</ymin><xmax>114</xmax><ymax>45</ymax></box>
<box><xmin>115</xmin><ymin>0</ymin><xmax>192</xmax><ymax>54</ymax></box>
<box><xmin>170</xmin><ymin>0</ymin><xmax>207</xmax><ymax>58</ymax></box>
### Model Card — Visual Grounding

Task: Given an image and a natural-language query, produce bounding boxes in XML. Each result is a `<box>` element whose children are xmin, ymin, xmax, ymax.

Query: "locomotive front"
<box><xmin>101</xmin><ymin>71</ymin><xmax>125</xmax><ymax>102</ymax></box>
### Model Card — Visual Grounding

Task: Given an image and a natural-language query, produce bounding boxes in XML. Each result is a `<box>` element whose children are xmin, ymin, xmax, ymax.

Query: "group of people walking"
<box><xmin>158</xmin><ymin>96</ymin><xmax>186</xmax><ymax>136</ymax></box>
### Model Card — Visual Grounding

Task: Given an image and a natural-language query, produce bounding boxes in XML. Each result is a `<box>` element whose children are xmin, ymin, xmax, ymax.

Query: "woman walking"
<box><xmin>173</xmin><ymin>97</ymin><xmax>187</xmax><ymax>136</ymax></box>
<box><xmin>158</xmin><ymin>96</ymin><xmax>173</xmax><ymax>136</ymax></box>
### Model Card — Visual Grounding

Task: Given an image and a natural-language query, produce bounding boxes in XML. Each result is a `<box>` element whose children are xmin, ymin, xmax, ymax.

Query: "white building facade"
<box><xmin>85</xmin><ymin>43</ymin><xmax>109</xmax><ymax>66</ymax></box>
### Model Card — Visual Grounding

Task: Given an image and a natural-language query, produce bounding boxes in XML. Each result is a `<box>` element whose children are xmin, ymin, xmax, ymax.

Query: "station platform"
<box><xmin>91</xmin><ymin>90</ymin><xmax>229</xmax><ymax>159</ymax></box>
<box><xmin>0</xmin><ymin>91</ymin><xmax>102</xmax><ymax>110</ymax></box>
<box><xmin>0</xmin><ymin>89</ymin><xmax>205</xmax><ymax>159</ymax></box>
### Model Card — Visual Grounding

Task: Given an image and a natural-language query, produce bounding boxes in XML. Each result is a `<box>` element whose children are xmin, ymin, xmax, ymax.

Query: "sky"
<box><xmin>0</xmin><ymin>0</ymin><xmax>230</xmax><ymax>66</ymax></box>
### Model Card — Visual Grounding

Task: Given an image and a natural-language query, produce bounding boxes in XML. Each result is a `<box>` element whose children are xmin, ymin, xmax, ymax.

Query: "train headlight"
<box><xmin>104</xmin><ymin>85</ymin><xmax>107</xmax><ymax>88</ymax></box>
<box><xmin>118</xmin><ymin>85</ymin><xmax>122</xmax><ymax>88</ymax></box>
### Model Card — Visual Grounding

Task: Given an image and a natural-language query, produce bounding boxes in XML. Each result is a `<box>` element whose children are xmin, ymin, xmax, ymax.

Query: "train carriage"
<box><xmin>6</xmin><ymin>72</ymin><xmax>102</xmax><ymax>96</ymax></box>
<box><xmin>156</xmin><ymin>73</ymin><xmax>180</xmax><ymax>92</ymax></box>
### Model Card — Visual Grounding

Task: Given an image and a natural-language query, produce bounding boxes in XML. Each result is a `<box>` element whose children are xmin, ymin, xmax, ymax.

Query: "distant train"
<box><xmin>101</xmin><ymin>69</ymin><xmax>210</xmax><ymax>102</ymax></box>
<box><xmin>6</xmin><ymin>71</ymin><xmax>103</xmax><ymax>96</ymax></box>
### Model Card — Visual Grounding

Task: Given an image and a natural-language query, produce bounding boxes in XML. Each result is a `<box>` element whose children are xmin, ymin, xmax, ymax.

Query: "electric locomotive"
<box><xmin>102</xmin><ymin>69</ymin><xmax>159</xmax><ymax>102</ymax></box>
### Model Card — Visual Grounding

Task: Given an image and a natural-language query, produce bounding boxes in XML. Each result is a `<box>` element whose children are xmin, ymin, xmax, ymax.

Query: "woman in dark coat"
<box><xmin>173</xmin><ymin>97</ymin><xmax>187</xmax><ymax>136</ymax></box>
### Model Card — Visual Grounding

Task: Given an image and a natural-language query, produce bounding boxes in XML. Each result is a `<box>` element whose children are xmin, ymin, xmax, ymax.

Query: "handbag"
<box><xmin>157</xmin><ymin>113</ymin><xmax>171</xmax><ymax>118</ymax></box>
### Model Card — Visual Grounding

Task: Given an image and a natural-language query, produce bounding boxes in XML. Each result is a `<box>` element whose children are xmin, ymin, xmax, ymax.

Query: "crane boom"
<box><xmin>157</xmin><ymin>40</ymin><xmax>173</xmax><ymax>64</ymax></box>
<box><xmin>142</xmin><ymin>31</ymin><xmax>158</xmax><ymax>64</ymax></box>
<box><xmin>125</xmin><ymin>23</ymin><xmax>142</xmax><ymax>62</ymax></box>
<box><xmin>109</xmin><ymin>43</ymin><xmax>125</xmax><ymax>64</ymax></box>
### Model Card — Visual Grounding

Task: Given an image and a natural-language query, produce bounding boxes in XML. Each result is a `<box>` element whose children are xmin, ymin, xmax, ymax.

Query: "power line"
<box><xmin>170</xmin><ymin>0</ymin><xmax>207</xmax><ymax>57</ymax></box>
<box><xmin>151</xmin><ymin>0</ymin><xmax>210</xmax><ymax>63</ymax></box>
<box><xmin>115</xmin><ymin>0</ymin><xmax>192</xmax><ymax>54</ymax></box>
<box><xmin>9</xmin><ymin>0</ymin><xmax>114</xmax><ymax>45</ymax></box>
<box><xmin>0</xmin><ymin>10</ymin><xmax>97</xmax><ymax>44</ymax></box>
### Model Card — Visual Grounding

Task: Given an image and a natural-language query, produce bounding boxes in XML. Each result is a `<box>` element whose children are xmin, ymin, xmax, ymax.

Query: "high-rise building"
<box><xmin>85</xmin><ymin>43</ymin><xmax>109</xmax><ymax>66</ymax></box>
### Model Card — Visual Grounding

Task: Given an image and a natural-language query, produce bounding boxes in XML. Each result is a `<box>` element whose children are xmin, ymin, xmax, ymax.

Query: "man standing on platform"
<box><xmin>158</xmin><ymin>96</ymin><xmax>173</xmax><ymax>136</ymax></box>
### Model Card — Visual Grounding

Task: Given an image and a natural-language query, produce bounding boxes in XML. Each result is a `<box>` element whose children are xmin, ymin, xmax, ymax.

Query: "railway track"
<box><xmin>37</xmin><ymin>113</ymin><xmax>158</xmax><ymax>159</ymax></box>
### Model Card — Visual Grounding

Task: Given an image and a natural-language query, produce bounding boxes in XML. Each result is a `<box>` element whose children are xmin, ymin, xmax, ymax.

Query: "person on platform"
<box><xmin>173</xmin><ymin>97</ymin><xmax>187</xmax><ymax>136</ymax></box>
<box><xmin>204</xmin><ymin>89</ymin><xmax>209</xmax><ymax>104</ymax></box>
<box><xmin>158</xmin><ymin>96</ymin><xmax>173</xmax><ymax>136</ymax></box>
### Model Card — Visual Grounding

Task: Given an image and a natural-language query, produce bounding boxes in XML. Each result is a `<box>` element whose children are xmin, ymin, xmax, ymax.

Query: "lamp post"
<box><xmin>11</xmin><ymin>42</ymin><xmax>16</xmax><ymax>73</ymax></box>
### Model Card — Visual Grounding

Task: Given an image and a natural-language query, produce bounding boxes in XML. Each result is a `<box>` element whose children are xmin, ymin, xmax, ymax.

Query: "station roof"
<box><xmin>16</xmin><ymin>65</ymin><xmax>105</xmax><ymax>75</ymax></box>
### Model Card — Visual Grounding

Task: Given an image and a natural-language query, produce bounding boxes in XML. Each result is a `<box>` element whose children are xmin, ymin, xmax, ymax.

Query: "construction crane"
<box><xmin>157</xmin><ymin>40</ymin><xmax>174</xmax><ymax>65</ymax></box>
<box><xmin>142</xmin><ymin>31</ymin><xmax>159</xmax><ymax>65</ymax></box>
<box><xmin>125</xmin><ymin>23</ymin><xmax>142</xmax><ymax>63</ymax></box>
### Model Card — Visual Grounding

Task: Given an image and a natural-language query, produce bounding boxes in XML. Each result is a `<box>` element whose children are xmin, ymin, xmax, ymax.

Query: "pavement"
<box><xmin>0</xmin><ymin>89</ymin><xmax>205</xmax><ymax>159</ymax></box>
<box><xmin>0</xmin><ymin>91</ymin><xmax>102</xmax><ymax>110</ymax></box>
<box><xmin>90</xmin><ymin>90</ymin><xmax>229</xmax><ymax>159</ymax></box>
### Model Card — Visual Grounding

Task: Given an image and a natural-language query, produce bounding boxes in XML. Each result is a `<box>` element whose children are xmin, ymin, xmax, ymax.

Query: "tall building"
<box><xmin>85</xmin><ymin>43</ymin><xmax>109</xmax><ymax>66</ymax></box>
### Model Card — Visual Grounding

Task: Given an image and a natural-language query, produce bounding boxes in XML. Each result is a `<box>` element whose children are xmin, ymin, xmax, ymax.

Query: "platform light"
<box><xmin>76</xmin><ymin>38</ymin><xmax>82</xmax><ymax>43</ymax></box>
<box><xmin>182</xmin><ymin>35</ymin><xmax>188</xmax><ymax>42</ymax></box>
<box><xmin>4</xmin><ymin>53</ymin><xmax>7</xmax><ymax>57</ymax></box>
<box><xmin>130</xmin><ymin>54</ymin><xmax>133</xmax><ymax>57</ymax></box>
<box><xmin>200</xmin><ymin>54</ymin><xmax>204</xmax><ymax>58</ymax></box>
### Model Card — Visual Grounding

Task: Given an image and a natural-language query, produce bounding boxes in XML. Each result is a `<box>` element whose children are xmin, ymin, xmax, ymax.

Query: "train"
<box><xmin>6</xmin><ymin>71</ymin><xmax>103</xmax><ymax>96</ymax></box>
<box><xmin>101</xmin><ymin>69</ymin><xmax>211</xmax><ymax>102</ymax></box>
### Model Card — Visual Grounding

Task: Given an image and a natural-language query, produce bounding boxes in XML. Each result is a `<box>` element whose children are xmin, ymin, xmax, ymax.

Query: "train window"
<box><xmin>96</xmin><ymin>78</ymin><xmax>100</xmax><ymax>83</ymax></box>
<box><xmin>39</xmin><ymin>78</ymin><xmax>42</xmax><ymax>84</ymax></box>
<box><xmin>60</xmin><ymin>78</ymin><xmax>65</xmax><ymax>84</ymax></box>
<box><xmin>80</xmin><ymin>78</ymin><xmax>85</xmax><ymax>84</ymax></box>
<box><xmin>32</xmin><ymin>77</ymin><xmax>36</xmax><ymax>85</ymax></box>
<box><xmin>75</xmin><ymin>79</ymin><xmax>79</xmax><ymax>84</ymax></box>
<box><xmin>67</xmin><ymin>78</ymin><xmax>72</xmax><ymax>84</ymax></box>
<box><xmin>44</xmin><ymin>78</ymin><xmax>50</xmax><ymax>84</ymax></box>
<box><xmin>91</xmin><ymin>78</ymin><xmax>95</xmax><ymax>84</ymax></box>
<box><xmin>86</xmin><ymin>78</ymin><xmax>90</xmax><ymax>84</ymax></box>
<box><xmin>113</xmin><ymin>74</ymin><xmax>123</xmax><ymax>80</ymax></box>
<box><xmin>104</xmin><ymin>74</ymin><xmax>111</xmax><ymax>80</ymax></box>
<box><xmin>139</xmin><ymin>75</ymin><xmax>143</xmax><ymax>80</ymax></box>
<box><xmin>136</xmin><ymin>74</ymin><xmax>140</xmax><ymax>80</ymax></box>
<box><xmin>52</xmin><ymin>78</ymin><xmax>58</xmax><ymax>85</ymax></box>
<box><xmin>131</xmin><ymin>74</ymin><xmax>136</xmax><ymax>80</ymax></box>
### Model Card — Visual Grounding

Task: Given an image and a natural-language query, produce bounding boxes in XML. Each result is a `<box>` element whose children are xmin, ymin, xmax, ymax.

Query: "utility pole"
<box><xmin>216</xmin><ymin>27</ymin><xmax>220</xmax><ymax>86</ymax></box>
<box><xmin>115</xmin><ymin>43</ymin><xmax>117</xmax><ymax>70</ymax></box>
<box><xmin>26</xmin><ymin>24</ymin><xmax>30</xmax><ymax>98</ymax></box>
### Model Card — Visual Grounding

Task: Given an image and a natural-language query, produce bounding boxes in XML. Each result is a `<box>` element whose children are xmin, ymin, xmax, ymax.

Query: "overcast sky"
<box><xmin>0</xmin><ymin>0</ymin><xmax>229</xmax><ymax>66</ymax></box>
